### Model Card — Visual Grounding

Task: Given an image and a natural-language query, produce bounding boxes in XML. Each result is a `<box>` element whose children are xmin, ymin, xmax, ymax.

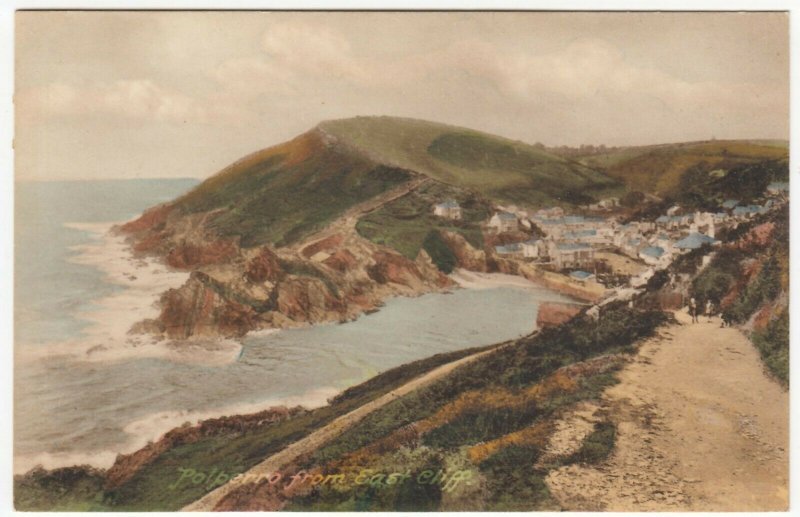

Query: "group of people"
<box><xmin>688</xmin><ymin>297</ymin><xmax>730</xmax><ymax>327</ymax></box>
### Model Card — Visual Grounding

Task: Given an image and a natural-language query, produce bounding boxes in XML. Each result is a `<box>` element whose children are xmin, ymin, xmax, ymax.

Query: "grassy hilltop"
<box><xmin>171</xmin><ymin>116</ymin><xmax>624</xmax><ymax>249</ymax></box>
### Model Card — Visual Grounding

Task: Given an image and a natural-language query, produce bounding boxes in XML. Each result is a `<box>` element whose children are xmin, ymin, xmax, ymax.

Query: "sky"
<box><xmin>15</xmin><ymin>11</ymin><xmax>789</xmax><ymax>181</ymax></box>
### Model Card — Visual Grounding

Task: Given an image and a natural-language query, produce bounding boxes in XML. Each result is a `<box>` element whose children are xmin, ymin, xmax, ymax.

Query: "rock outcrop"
<box><xmin>119</xmin><ymin>202</ymin><xmax>455</xmax><ymax>338</ymax></box>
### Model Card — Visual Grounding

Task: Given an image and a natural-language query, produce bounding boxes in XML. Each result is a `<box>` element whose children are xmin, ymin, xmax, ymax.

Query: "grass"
<box><xmin>355</xmin><ymin>180</ymin><xmax>490</xmax><ymax>260</ymax></box>
<box><xmin>579</xmin><ymin>140</ymin><xmax>787</xmax><ymax>197</ymax></box>
<box><xmin>322</xmin><ymin>116</ymin><xmax>622</xmax><ymax>208</ymax></box>
<box><xmin>174</xmin><ymin>131</ymin><xmax>413</xmax><ymax>248</ymax></box>
<box><xmin>14</xmin><ymin>467</ymin><xmax>106</xmax><ymax>512</ymax></box>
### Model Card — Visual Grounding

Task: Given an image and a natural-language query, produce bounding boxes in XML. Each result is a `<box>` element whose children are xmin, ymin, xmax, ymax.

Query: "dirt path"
<box><xmin>288</xmin><ymin>175</ymin><xmax>431</xmax><ymax>255</ymax></box>
<box><xmin>182</xmin><ymin>345</ymin><xmax>493</xmax><ymax>511</ymax></box>
<box><xmin>546</xmin><ymin>310</ymin><xmax>789</xmax><ymax>511</ymax></box>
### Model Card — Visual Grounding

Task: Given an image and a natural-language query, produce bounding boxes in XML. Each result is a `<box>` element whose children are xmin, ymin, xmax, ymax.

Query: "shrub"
<box><xmin>727</xmin><ymin>255</ymin><xmax>782</xmax><ymax>323</ymax></box>
<box><xmin>751</xmin><ymin>310</ymin><xmax>789</xmax><ymax>386</ymax></box>
<box><xmin>422</xmin><ymin>230</ymin><xmax>458</xmax><ymax>273</ymax></box>
<box><xmin>563</xmin><ymin>421</ymin><xmax>616</xmax><ymax>465</ymax></box>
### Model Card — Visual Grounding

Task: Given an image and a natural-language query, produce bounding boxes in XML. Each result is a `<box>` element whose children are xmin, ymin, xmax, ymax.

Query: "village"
<box><xmin>432</xmin><ymin>180</ymin><xmax>789</xmax><ymax>303</ymax></box>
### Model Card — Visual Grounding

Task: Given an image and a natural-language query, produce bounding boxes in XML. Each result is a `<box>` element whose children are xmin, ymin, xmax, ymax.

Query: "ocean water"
<box><xmin>14</xmin><ymin>179</ymin><xmax>573</xmax><ymax>474</ymax></box>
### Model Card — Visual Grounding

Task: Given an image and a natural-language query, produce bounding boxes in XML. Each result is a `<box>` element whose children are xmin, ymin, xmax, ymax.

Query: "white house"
<box><xmin>433</xmin><ymin>199</ymin><xmax>462</xmax><ymax>220</ymax></box>
<box><xmin>489</xmin><ymin>211</ymin><xmax>518</xmax><ymax>233</ymax></box>
<box><xmin>548</xmin><ymin>241</ymin><xmax>595</xmax><ymax>269</ymax></box>
<box><xmin>494</xmin><ymin>242</ymin><xmax>524</xmax><ymax>258</ymax></box>
<box><xmin>521</xmin><ymin>239</ymin><xmax>541</xmax><ymax>258</ymax></box>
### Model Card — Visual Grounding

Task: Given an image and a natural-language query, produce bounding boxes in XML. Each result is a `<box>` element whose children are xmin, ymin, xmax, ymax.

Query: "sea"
<box><xmin>14</xmin><ymin>178</ymin><xmax>574</xmax><ymax>474</ymax></box>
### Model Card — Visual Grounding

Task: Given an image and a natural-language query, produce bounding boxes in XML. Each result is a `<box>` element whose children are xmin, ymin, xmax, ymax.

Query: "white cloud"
<box><xmin>17</xmin><ymin>79</ymin><xmax>216</xmax><ymax>124</ymax></box>
<box><xmin>16</xmin><ymin>13</ymin><xmax>788</xmax><ymax>183</ymax></box>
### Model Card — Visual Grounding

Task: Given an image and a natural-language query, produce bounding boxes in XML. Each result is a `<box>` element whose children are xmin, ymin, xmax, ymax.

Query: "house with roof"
<box><xmin>569</xmin><ymin>270</ymin><xmax>596</xmax><ymax>283</ymax></box>
<box><xmin>494</xmin><ymin>242</ymin><xmax>524</xmax><ymax>258</ymax></box>
<box><xmin>674</xmin><ymin>232</ymin><xmax>718</xmax><ymax>251</ymax></box>
<box><xmin>488</xmin><ymin>211</ymin><xmax>518</xmax><ymax>233</ymax></box>
<box><xmin>433</xmin><ymin>199</ymin><xmax>462</xmax><ymax>220</ymax></box>
<box><xmin>613</xmin><ymin>224</ymin><xmax>643</xmax><ymax>248</ymax></box>
<box><xmin>548</xmin><ymin>241</ymin><xmax>595</xmax><ymax>269</ymax></box>
<box><xmin>521</xmin><ymin>239</ymin><xmax>542</xmax><ymax>259</ymax></box>
<box><xmin>639</xmin><ymin>245</ymin><xmax>670</xmax><ymax>267</ymax></box>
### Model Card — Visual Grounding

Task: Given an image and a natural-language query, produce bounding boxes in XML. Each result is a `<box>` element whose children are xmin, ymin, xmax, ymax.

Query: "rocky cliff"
<box><xmin>120</xmin><ymin>207</ymin><xmax>453</xmax><ymax>339</ymax></box>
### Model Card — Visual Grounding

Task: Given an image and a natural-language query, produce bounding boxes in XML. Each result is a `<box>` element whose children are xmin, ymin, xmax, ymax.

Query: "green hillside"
<box><xmin>571</xmin><ymin>140</ymin><xmax>788</xmax><ymax>196</ymax></box>
<box><xmin>162</xmin><ymin>116</ymin><xmax>624</xmax><ymax>249</ymax></box>
<box><xmin>173</xmin><ymin>131</ymin><xmax>413</xmax><ymax>248</ymax></box>
<box><xmin>321</xmin><ymin>116</ymin><xmax>622</xmax><ymax>206</ymax></box>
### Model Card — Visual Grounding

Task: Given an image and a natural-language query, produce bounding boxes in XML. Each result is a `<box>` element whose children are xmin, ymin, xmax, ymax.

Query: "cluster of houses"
<box><xmin>431</xmin><ymin>188</ymin><xmax>786</xmax><ymax>284</ymax></box>
<box><xmin>488</xmin><ymin>210</ymin><xmax>606</xmax><ymax>269</ymax></box>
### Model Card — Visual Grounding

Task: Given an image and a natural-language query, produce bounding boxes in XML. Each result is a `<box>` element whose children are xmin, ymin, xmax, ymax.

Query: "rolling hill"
<box><xmin>172</xmin><ymin>116</ymin><xmax>623</xmax><ymax>249</ymax></box>
<box><xmin>565</xmin><ymin>140</ymin><xmax>788</xmax><ymax>197</ymax></box>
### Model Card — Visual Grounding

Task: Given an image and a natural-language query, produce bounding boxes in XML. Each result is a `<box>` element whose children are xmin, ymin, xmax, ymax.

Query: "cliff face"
<box><xmin>120</xmin><ymin>208</ymin><xmax>453</xmax><ymax>339</ymax></box>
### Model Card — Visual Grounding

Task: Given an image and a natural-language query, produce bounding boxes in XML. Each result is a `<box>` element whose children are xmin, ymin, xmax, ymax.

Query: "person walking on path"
<box><xmin>689</xmin><ymin>297</ymin><xmax>698</xmax><ymax>323</ymax></box>
<box><xmin>706</xmin><ymin>299</ymin><xmax>714</xmax><ymax>323</ymax></box>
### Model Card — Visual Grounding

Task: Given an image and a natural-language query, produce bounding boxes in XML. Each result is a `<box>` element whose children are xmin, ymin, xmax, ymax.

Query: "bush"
<box><xmin>563</xmin><ymin>421</ymin><xmax>616</xmax><ymax>465</ymax></box>
<box><xmin>691</xmin><ymin>268</ymin><xmax>734</xmax><ymax>307</ymax></box>
<box><xmin>478</xmin><ymin>445</ymin><xmax>551</xmax><ymax>510</ymax></box>
<box><xmin>751</xmin><ymin>310</ymin><xmax>789</xmax><ymax>386</ymax></box>
<box><xmin>727</xmin><ymin>255</ymin><xmax>782</xmax><ymax>323</ymax></box>
<box><xmin>422</xmin><ymin>230</ymin><xmax>458</xmax><ymax>273</ymax></box>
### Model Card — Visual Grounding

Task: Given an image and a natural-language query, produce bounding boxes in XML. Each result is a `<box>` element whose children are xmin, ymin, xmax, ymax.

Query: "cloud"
<box><xmin>17</xmin><ymin>79</ymin><xmax>215</xmax><ymax>124</ymax></box>
<box><xmin>17</xmin><ymin>20</ymin><xmax>787</xmax><ymax>146</ymax></box>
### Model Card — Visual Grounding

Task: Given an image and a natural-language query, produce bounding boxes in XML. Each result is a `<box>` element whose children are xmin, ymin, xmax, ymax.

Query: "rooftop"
<box><xmin>570</xmin><ymin>270</ymin><xmax>594</xmax><ymax>280</ymax></box>
<box><xmin>495</xmin><ymin>243</ymin><xmax>523</xmax><ymax>254</ymax></box>
<box><xmin>556</xmin><ymin>242</ymin><xmax>592</xmax><ymax>251</ymax></box>
<box><xmin>675</xmin><ymin>232</ymin><xmax>717</xmax><ymax>249</ymax></box>
<box><xmin>436</xmin><ymin>199</ymin><xmax>460</xmax><ymax>209</ymax></box>
<box><xmin>641</xmin><ymin>246</ymin><xmax>666</xmax><ymax>258</ymax></box>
